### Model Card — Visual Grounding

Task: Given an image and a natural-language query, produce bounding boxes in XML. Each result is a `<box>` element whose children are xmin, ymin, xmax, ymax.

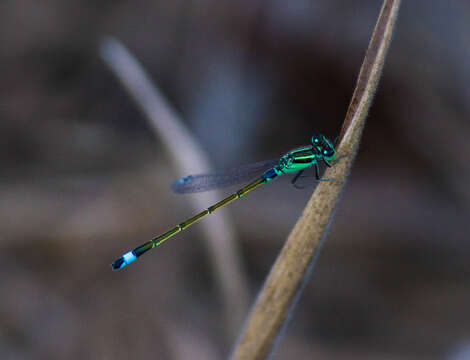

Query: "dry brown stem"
<box><xmin>230</xmin><ymin>1</ymin><xmax>401</xmax><ymax>359</ymax></box>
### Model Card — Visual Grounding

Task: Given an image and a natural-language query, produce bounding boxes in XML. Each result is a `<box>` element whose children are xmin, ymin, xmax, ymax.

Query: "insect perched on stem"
<box><xmin>111</xmin><ymin>134</ymin><xmax>337</xmax><ymax>270</ymax></box>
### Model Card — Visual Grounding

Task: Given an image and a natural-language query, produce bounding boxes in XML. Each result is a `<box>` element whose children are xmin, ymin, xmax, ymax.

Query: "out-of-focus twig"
<box><xmin>230</xmin><ymin>1</ymin><xmax>401</xmax><ymax>359</ymax></box>
<box><xmin>100</xmin><ymin>37</ymin><xmax>249</xmax><ymax>335</ymax></box>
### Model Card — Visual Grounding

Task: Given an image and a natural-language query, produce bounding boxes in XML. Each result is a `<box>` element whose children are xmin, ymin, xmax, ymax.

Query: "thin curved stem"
<box><xmin>100</xmin><ymin>38</ymin><xmax>249</xmax><ymax>336</ymax></box>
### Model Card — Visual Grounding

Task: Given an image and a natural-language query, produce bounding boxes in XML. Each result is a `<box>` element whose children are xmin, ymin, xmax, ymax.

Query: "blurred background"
<box><xmin>1</xmin><ymin>1</ymin><xmax>470</xmax><ymax>359</ymax></box>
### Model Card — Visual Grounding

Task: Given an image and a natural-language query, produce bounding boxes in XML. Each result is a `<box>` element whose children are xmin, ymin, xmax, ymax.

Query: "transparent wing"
<box><xmin>171</xmin><ymin>159</ymin><xmax>279</xmax><ymax>194</ymax></box>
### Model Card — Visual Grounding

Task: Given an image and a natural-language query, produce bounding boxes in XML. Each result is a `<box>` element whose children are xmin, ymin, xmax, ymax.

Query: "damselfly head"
<box><xmin>311</xmin><ymin>134</ymin><xmax>336</xmax><ymax>160</ymax></box>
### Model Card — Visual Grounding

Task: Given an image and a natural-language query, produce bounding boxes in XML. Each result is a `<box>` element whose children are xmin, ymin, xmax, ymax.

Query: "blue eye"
<box><xmin>314</xmin><ymin>139</ymin><xmax>319</xmax><ymax>143</ymax></box>
<box><xmin>323</xmin><ymin>150</ymin><xmax>327</xmax><ymax>154</ymax></box>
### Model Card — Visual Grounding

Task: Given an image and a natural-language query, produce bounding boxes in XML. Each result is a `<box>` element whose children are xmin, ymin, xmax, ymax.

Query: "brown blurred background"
<box><xmin>1</xmin><ymin>1</ymin><xmax>470</xmax><ymax>359</ymax></box>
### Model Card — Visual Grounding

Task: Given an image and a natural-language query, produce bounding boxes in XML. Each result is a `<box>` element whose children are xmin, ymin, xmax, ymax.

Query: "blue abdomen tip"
<box><xmin>111</xmin><ymin>251</ymin><xmax>137</xmax><ymax>270</ymax></box>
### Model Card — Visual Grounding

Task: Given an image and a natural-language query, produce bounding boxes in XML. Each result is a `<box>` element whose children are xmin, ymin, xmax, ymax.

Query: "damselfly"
<box><xmin>111</xmin><ymin>134</ymin><xmax>337</xmax><ymax>270</ymax></box>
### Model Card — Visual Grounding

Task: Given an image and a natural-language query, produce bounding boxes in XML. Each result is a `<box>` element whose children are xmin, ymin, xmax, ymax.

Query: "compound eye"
<box><xmin>312</xmin><ymin>135</ymin><xmax>322</xmax><ymax>144</ymax></box>
<box><xmin>324</xmin><ymin>148</ymin><xmax>335</xmax><ymax>157</ymax></box>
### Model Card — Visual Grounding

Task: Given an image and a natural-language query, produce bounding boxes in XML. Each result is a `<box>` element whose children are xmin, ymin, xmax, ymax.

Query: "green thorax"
<box><xmin>274</xmin><ymin>146</ymin><xmax>318</xmax><ymax>175</ymax></box>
